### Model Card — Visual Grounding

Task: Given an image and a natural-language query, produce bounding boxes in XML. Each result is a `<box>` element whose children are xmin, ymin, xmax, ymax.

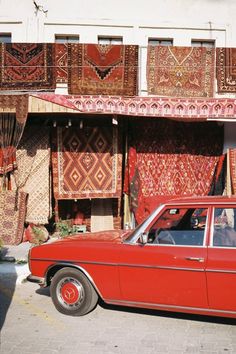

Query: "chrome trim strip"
<box><xmin>206</xmin><ymin>269</ymin><xmax>236</xmax><ymax>274</ymax></box>
<box><xmin>104</xmin><ymin>299</ymin><xmax>236</xmax><ymax>315</ymax></box>
<box><xmin>32</xmin><ymin>258</ymin><xmax>204</xmax><ymax>273</ymax></box>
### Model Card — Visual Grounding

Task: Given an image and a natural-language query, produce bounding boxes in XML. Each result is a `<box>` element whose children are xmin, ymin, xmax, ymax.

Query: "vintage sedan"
<box><xmin>27</xmin><ymin>196</ymin><xmax>236</xmax><ymax>318</ymax></box>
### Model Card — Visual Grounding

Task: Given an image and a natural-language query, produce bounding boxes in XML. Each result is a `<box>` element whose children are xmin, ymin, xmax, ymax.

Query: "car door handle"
<box><xmin>185</xmin><ymin>257</ymin><xmax>204</xmax><ymax>263</ymax></box>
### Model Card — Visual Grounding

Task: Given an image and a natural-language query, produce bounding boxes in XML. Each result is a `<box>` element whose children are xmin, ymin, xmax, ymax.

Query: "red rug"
<box><xmin>216</xmin><ymin>48</ymin><xmax>236</xmax><ymax>92</ymax></box>
<box><xmin>55</xmin><ymin>43</ymin><xmax>68</xmax><ymax>84</ymax></box>
<box><xmin>0</xmin><ymin>191</ymin><xmax>27</xmax><ymax>245</ymax></box>
<box><xmin>0</xmin><ymin>43</ymin><xmax>55</xmax><ymax>90</ymax></box>
<box><xmin>229</xmin><ymin>148</ymin><xmax>236</xmax><ymax>194</ymax></box>
<box><xmin>52</xmin><ymin>126</ymin><xmax>122</xmax><ymax>199</ymax></box>
<box><xmin>68</xmin><ymin>44</ymin><xmax>138</xmax><ymax>95</ymax></box>
<box><xmin>125</xmin><ymin>119</ymin><xmax>223</xmax><ymax>223</ymax></box>
<box><xmin>147</xmin><ymin>46</ymin><xmax>215</xmax><ymax>97</ymax></box>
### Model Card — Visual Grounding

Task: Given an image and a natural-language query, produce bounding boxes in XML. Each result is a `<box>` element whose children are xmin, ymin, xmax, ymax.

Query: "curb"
<box><xmin>0</xmin><ymin>262</ymin><xmax>30</xmax><ymax>284</ymax></box>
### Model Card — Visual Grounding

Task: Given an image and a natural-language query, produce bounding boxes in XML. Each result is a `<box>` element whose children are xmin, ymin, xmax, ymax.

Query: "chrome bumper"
<box><xmin>27</xmin><ymin>274</ymin><xmax>46</xmax><ymax>287</ymax></box>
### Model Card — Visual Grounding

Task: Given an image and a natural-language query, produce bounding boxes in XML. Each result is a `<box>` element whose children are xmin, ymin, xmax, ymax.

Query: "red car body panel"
<box><xmin>28</xmin><ymin>196</ymin><xmax>236</xmax><ymax>318</ymax></box>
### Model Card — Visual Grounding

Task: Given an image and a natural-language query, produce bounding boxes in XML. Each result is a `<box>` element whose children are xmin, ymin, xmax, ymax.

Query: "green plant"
<box><xmin>55</xmin><ymin>220</ymin><xmax>76</xmax><ymax>238</ymax></box>
<box><xmin>31</xmin><ymin>225</ymin><xmax>48</xmax><ymax>245</ymax></box>
<box><xmin>0</xmin><ymin>238</ymin><xmax>3</xmax><ymax>250</ymax></box>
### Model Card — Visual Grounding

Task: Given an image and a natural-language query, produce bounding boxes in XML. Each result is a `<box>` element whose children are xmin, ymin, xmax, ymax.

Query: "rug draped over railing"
<box><xmin>15</xmin><ymin>126</ymin><xmax>51</xmax><ymax>224</ymax></box>
<box><xmin>147</xmin><ymin>46</ymin><xmax>215</xmax><ymax>97</ymax></box>
<box><xmin>52</xmin><ymin>126</ymin><xmax>122</xmax><ymax>199</ymax></box>
<box><xmin>68</xmin><ymin>44</ymin><xmax>138</xmax><ymax>95</ymax></box>
<box><xmin>124</xmin><ymin>118</ymin><xmax>223</xmax><ymax>223</ymax></box>
<box><xmin>55</xmin><ymin>43</ymin><xmax>68</xmax><ymax>84</ymax></box>
<box><xmin>0</xmin><ymin>43</ymin><xmax>55</xmax><ymax>90</ymax></box>
<box><xmin>216</xmin><ymin>48</ymin><xmax>236</xmax><ymax>93</ymax></box>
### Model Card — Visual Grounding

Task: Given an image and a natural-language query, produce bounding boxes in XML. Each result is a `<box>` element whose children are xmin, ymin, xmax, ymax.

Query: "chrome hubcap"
<box><xmin>57</xmin><ymin>277</ymin><xmax>84</xmax><ymax>310</ymax></box>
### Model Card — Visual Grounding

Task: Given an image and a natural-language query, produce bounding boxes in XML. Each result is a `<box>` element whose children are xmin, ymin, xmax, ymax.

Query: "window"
<box><xmin>55</xmin><ymin>35</ymin><xmax>80</xmax><ymax>43</ymax></box>
<box><xmin>213</xmin><ymin>208</ymin><xmax>236</xmax><ymax>247</ymax></box>
<box><xmin>98</xmin><ymin>36</ymin><xmax>123</xmax><ymax>45</ymax></box>
<box><xmin>148</xmin><ymin>38</ymin><xmax>173</xmax><ymax>46</ymax></box>
<box><xmin>191</xmin><ymin>40</ymin><xmax>215</xmax><ymax>48</ymax></box>
<box><xmin>0</xmin><ymin>33</ymin><xmax>11</xmax><ymax>43</ymax></box>
<box><xmin>146</xmin><ymin>207</ymin><xmax>207</xmax><ymax>246</ymax></box>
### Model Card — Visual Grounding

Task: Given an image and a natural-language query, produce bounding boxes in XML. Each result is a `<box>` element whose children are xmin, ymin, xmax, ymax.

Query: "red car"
<box><xmin>27</xmin><ymin>196</ymin><xmax>236</xmax><ymax>318</ymax></box>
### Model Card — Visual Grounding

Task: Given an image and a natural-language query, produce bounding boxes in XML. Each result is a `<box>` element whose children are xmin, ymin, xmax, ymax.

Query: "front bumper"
<box><xmin>27</xmin><ymin>274</ymin><xmax>46</xmax><ymax>287</ymax></box>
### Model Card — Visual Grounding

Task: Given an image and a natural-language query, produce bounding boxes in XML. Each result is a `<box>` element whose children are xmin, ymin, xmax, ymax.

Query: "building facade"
<box><xmin>0</xmin><ymin>0</ymin><xmax>236</xmax><ymax>245</ymax></box>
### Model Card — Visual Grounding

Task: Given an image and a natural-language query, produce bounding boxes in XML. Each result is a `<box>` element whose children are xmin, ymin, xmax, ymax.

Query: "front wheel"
<box><xmin>50</xmin><ymin>267</ymin><xmax>98</xmax><ymax>316</ymax></box>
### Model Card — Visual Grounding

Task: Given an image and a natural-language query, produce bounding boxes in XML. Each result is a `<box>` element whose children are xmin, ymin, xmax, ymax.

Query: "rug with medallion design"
<box><xmin>68</xmin><ymin>44</ymin><xmax>138</xmax><ymax>95</ymax></box>
<box><xmin>147</xmin><ymin>46</ymin><xmax>215</xmax><ymax>97</ymax></box>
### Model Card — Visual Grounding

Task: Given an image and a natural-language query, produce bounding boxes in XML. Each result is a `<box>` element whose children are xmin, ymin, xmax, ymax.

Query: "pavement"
<box><xmin>0</xmin><ymin>242</ymin><xmax>32</xmax><ymax>284</ymax></box>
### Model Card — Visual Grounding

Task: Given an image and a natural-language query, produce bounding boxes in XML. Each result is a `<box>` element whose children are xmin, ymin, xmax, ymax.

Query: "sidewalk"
<box><xmin>0</xmin><ymin>242</ymin><xmax>31</xmax><ymax>284</ymax></box>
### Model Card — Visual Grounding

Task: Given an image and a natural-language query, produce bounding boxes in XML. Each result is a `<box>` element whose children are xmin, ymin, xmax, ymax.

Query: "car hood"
<box><xmin>49</xmin><ymin>229</ymin><xmax>132</xmax><ymax>246</ymax></box>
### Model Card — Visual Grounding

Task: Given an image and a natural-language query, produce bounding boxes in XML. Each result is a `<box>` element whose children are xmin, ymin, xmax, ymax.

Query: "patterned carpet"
<box><xmin>147</xmin><ymin>46</ymin><xmax>215</xmax><ymax>97</ymax></box>
<box><xmin>68</xmin><ymin>44</ymin><xmax>138</xmax><ymax>95</ymax></box>
<box><xmin>0</xmin><ymin>43</ymin><xmax>55</xmax><ymax>90</ymax></box>
<box><xmin>52</xmin><ymin>126</ymin><xmax>122</xmax><ymax>199</ymax></box>
<box><xmin>216</xmin><ymin>48</ymin><xmax>236</xmax><ymax>93</ymax></box>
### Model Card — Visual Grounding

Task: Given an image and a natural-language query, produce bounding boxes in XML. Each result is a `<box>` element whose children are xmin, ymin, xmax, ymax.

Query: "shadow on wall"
<box><xmin>0</xmin><ymin>247</ymin><xmax>17</xmax><ymax>332</ymax></box>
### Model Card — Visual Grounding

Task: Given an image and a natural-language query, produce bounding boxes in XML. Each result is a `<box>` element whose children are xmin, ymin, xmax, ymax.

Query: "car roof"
<box><xmin>164</xmin><ymin>195</ymin><xmax>236</xmax><ymax>207</ymax></box>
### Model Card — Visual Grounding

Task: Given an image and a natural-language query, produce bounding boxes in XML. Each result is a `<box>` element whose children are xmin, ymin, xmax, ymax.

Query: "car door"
<box><xmin>206</xmin><ymin>206</ymin><xmax>236</xmax><ymax>312</ymax></box>
<box><xmin>119</xmin><ymin>206</ymin><xmax>209</xmax><ymax>309</ymax></box>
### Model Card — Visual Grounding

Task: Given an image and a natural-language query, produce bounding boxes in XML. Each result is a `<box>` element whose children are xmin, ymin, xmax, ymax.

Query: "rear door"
<box><xmin>206</xmin><ymin>205</ymin><xmax>236</xmax><ymax>312</ymax></box>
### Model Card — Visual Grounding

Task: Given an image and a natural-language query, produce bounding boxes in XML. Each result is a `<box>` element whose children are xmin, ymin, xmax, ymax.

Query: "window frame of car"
<box><xmin>125</xmin><ymin>204</ymin><xmax>211</xmax><ymax>248</ymax></box>
<box><xmin>209</xmin><ymin>206</ymin><xmax>236</xmax><ymax>249</ymax></box>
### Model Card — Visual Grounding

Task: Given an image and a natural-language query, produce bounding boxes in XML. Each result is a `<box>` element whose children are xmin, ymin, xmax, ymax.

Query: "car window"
<box><xmin>213</xmin><ymin>208</ymin><xmax>236</xmax><ymax>247</ymax></box>
<box><xmin>146</xmin><ymin>207</ymin><xmax>207</xmax><ymax>246</ymax></box>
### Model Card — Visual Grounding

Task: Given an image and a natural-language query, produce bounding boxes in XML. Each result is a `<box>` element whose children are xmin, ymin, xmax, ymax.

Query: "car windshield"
<box><xmin>125</xmin><ymin>204</ymin><xmax>164</xmax><ymax>243</ymax></box>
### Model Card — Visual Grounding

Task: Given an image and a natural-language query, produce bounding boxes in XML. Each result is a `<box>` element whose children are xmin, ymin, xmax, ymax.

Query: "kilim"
<box><xmin>229</xmin><ymin>148</ymin><xmax>236</xmax><ymax>194</ymax></box>
<box><xmin>15</xmin><ymin>126</ymin><xmax>51</xmax><ymax>224</ymax></box>
<box><xmin>147</xmin><ymin>46</ymin><xmax>215</xmax><ymax>97</ymax></box>
<box><xmin>68</xmin><ymin>44</ymin><xmax>138</xmax><ymax>95</ymax></box>
<box><xmin>0</xmin><ymin>43</ymin><xmax>55</xmax><ymax>90</ymax></box>
<box><xmin>55</xmin><ymin>43</ymin><xmax>68</xmax><ymax>84</ymax></box>
<box><xmin>52</xmin><ymin>126</ymin><xmax>122</xmax><ymax>199</ymax></box>
<box><xmin>0</xmin><ymin>191</ymin><xmax>27</xmax><ymax>245</ymax></box>
<box><xmin>91</xmin><ymin>199</ymin><xmax>114</xmax><ymax>232</ymax></box>
<box><xmin>216</xmin><ymin>48</ymin><xmax>236</xmax><ymax>92</ymax></box>
<box><xmin>125</xmin><ymin>118</ymin><xmax>223</xmax><ymax>223</ymax></box>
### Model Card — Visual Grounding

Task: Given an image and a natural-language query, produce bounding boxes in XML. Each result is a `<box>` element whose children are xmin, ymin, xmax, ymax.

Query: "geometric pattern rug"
<box><xmin>125</xmin><ymin>118</ymin><xmax>223</xmax><ymax>223</ymax></box>
<box><xmin>91</xmin><ymin>199</ymin><xmax>114</xmax><ymax>232</ymax></box>
<box><xmin>68</xmin><ymin>44</ymin><xmax>138</xmax><ymax>95</ymax></box>
<box><xmin>16</xmin><ymin>126</ymin><xmax>51</xmax><ymax>224</ymax></box>
<box><xmin>216</xmin><ymin>48</ymin><xmax>236</xmax><ymax>93</ymax></box>
<box><xmin>0</xmin><ymin>190</ymin><xmax>27</xmax><ymax>245</ymax></box>
<box><xmin>147</xmin><ymin>46</ymin><xmax>215</xmax><ymax>97</ymax></box>
<box><xmin>0</xmin><ymin>43</ymin><xmax>55</xmax><ymax>90</ymax></box>
<box><xmin>55</xmin><ymin>43</ymin><xmax>68</xmax><ymax>84</ymax></box>
<box><xmin>229</xmin><ymin>148</ymin><xmax>236</xmax><ymax>195</ymax></box>
<box><xmin>52</xmin><ymin>126</ymin><xmax>122</xmax><ymax>199</ymax></box>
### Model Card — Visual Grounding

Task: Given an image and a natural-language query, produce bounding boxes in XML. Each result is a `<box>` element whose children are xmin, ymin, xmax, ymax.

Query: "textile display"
<box><xmin>52</xmin><ymin>126</ymin><xmax>122</xmax><ymax>199</ymax></box>
<box><xmin>0</xmin><ymin>108</ymin><xmax>28</xmax><ymax>176</ymax></box>
<box><xmin>0</xmin><ymin>43</ymin><xmax>55</xmax><ymax>90</ymax></box>
<box><xmin>0</xmin><ymin>190</ymin><xmax>27</xmax><ymax>245</ymax></box>
<box><xmin>229</xmin><ymin>148</ymin><xmax>236</xmax><ymax>194</ymax></box>
<box><xmin>68</xmin><ymin>44</ymin><xmax>138</xmax><ymax>95</ymax></box>
<box><xmin>91</xmin><ymin>199</ymin><xmax>114</xmax><ymax>232</ymax></box>
<box><xmin>209</xmin><ymin>154</ymin><xmax>226</xmax><ymax>196</ymax></box>
<box><xmin>55</xmin><ymin>43</ymin><xmax>68</xmax><ymax>83</ymax></box>
<box><xmin>15</xmin><ymin>126</ymin><xmax>51</xmax><ymax>224</ymax></box>
<box><xmin>216</xmin><ymin>48</ymin><xmax>236</xmax><ymax>92</ymax></box>
<box><xmin>125</xmin><ymin>119</ymin><xmax>223</xmax><ymax>223</ymax></box>
<box><xmin>147</xmin><ymin>46</ymin><xmax>215</xmax><ymax>97</ymax></box>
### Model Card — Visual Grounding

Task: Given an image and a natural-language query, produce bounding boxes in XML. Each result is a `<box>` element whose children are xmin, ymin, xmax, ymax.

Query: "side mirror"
<box><xmin>140</xmin><ymin>232</ymin><xmax>148</xmax><ymax>244</ymax></box>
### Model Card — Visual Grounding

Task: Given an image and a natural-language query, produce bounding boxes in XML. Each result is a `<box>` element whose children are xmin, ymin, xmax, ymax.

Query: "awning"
<box><xmin>1</xmin><ymin>93</ymin><xmax>236</xmax><ymax>121</ymax></box>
